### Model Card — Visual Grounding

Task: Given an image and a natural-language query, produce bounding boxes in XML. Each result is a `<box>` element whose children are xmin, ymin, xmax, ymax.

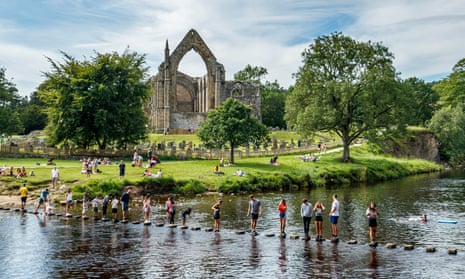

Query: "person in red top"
<box><xmin>278</xmin><ymin>199</ymin><xmax>287</xmax><ymax>234</ymax></box>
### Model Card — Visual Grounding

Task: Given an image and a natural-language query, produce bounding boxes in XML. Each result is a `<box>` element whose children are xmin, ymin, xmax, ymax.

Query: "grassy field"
<box><xmin>0</xmin><ymin>143</ymin><xmax>441</xmax><ymax>203</ymax></box>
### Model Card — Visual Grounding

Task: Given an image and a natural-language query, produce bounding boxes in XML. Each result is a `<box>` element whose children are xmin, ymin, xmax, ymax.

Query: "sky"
<box><xmin>1</xmin><ymin>0</ymin><xmax>464</xmax><ymax>96</ymax></box>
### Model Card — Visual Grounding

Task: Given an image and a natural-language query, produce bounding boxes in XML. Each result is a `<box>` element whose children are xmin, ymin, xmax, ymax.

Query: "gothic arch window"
<box><xmin>231</xmin><ymin>83</ymin><xmax>243</xmax><ymax>98</ymax></box>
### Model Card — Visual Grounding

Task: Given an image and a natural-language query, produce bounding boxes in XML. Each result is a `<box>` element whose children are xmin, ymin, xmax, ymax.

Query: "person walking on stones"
<box><xmin>118</xmin><ymin>160</ymin><xmax>125</xmax><ymax>180</ymax></box>
<box><xmin>181</xmin><ymin>207</ymin><xmax>192</xmax><ymax>227</ymax></box>
<box><xmin>329</xmin><ymin>194</ymin><xmax>340</xmax><ymax>240</ymax></box>
<box><xmin>143</xmin><ymin>194</ymin><xmax>151</xmax><ymax>223</ymax></box>
<box><xmin>166</xmin><ymin>196</ymin><xmax>176</xmax><ymax>224</ymax></box>
<box><xmin>120</xmin><ymin>188</ymin><xmax>131</xmax><ymax>221</ymax></box>
<box><xmin>34</xmin><ymin>188</ymin><xmax>50</xmax><ymax>214</ymax></box>
<box><xmin>65</xmin><ymin>188</ymin><xmax>73</xmax><ymax>217</ymax></box>
<box><xmin>19</xmin><ymin>183</ymin><xmax>28</xmax><ymax>211</ymax></box>
<box><xmin>313</xmin><ymin>201</ymin><xmax>325</xmax><ymax>241</ymax></box>
<box><xmin>301</xmin><ymin>199</ymin><xmax>313</xmax><ymax>240</ymax></box>
<box><xmin>247</xmin><ymin>195</ymin><xmax>262</xmax><ymax>235</ymax></box>
<box><xmin>366</xmin><ymin>201</ymin><xmax>380</xmax><ymax>243</ymax></box>
<box><xmin>101</xmin><ymin>194</ymin><xmax>110</xmax><ymax>220</ymax></box>
<box><xmin>212</xmin><ymin>199</ymin><xmax>222</xmax><ymax>232</ymax></box>
<box><xmin>82</xmin><ymin>192</ymin><xmax>90</xmax><ymax>218</ymax></box>
<box><xmin>111</xmin><ymin>195</ymin><xmax>119</xmax><ymax>223</ymax></box>
<box><xmin>278</xmin><ymin>198</ymin><xmax>287</xmax><ymax>234</ymax></box>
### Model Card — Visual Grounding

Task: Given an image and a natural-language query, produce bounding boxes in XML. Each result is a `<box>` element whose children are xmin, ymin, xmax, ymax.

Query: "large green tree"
<box><xmin>198</xmin><ymin>98</ymin><xmax>269</xmax><ymax>164</ymax></box>
<box><xmin>429</xmin><ymin>105</ymin><xmax>465</xmax><ymax>165</ymax></box>
<box><xmin>401</xmin><ymin>78</ymin><xmax>439</xmax><ymax>126</ymax></box>
<box><xmin>234</xmin><ymin>65</ymin><xmax>288</xmax><ymax>129</ymax></box>
<box><xmin>18</xmin><ymin>91</ymin><xmax>48</xmax><ymax>134</ymax></box>
<box><xmin>38</xmin><ymin>50</ymin><xmax>150</xmax><ymax>149</ymax></box>
<box><xmin>285</xmin><ymin>32</ymin><xmax>405</xmax><ymax>162</ymax></box>
<box><xmin>434</xmin><ymin>58</ymin><xmax>465</xmax><ymax>107</ymax></box>
<box><xmin>0</xmin><ymin>67</ymin><xmax>24</xmax><ymax>136</ymax></box>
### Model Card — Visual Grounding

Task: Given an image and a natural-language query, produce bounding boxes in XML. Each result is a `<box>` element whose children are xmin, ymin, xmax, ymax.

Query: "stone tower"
<box><xmin>147</xmin><ymin>29</ymin><xmax>261</xmax><ymax>133</ymax></box>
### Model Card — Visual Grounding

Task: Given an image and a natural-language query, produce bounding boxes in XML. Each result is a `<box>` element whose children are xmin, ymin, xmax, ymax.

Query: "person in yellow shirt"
<box><xmin>19</xmin><ymin>183</ymin><xmax>28</xmax><ymax>211</ymax></box>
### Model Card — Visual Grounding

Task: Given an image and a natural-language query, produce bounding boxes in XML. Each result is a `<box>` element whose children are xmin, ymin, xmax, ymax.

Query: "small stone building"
<box><xmin>146</xmin><ymin>29</ymin><xmax>261</xmax><ymax>133</ymax></box>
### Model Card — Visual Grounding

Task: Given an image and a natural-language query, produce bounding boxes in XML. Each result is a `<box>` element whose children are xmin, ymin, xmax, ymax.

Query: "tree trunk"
<box><xmin>342</xmin><ymin>129</ymin><xmax>351</xmax><ymax>162</ymax></box>
<box><xmin>230</xmin><ymin>146</ymin><xmax>235</xmax><ymax>165</ymax></box>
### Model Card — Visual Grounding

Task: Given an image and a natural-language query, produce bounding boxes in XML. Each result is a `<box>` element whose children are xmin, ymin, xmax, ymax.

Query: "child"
<box><xmin>313</xmin><ymin>201</ymin><xmax>326</xmax><ymax>241</ymax></box>
<box><xmin>92</xmin><ymin>196</ymin><xmax>100</xmax><ymax>220</ymax></box>
<box><xmin>212</xmin><ymin>200</ymin><xmax>222</xmax><ymax>232</ymax></box>
<box><xmin>181</xmin><ymin>207</ymin><xmax>192</xmax><ymax>227</ymax></box>
<box><xmin>45</xmin><ymin>200</ymin><xmax>54</xmax><ymax>215</ymax></box>
<box><xmin>82</xmin><ymin>192</ymin><xmax>90</xmax><ymax>218</ymax></box>
<box><xmin>278</xmin><ymin>199</ymin><xmax>287</xmax><ymax>234</ymax></box>
<box><xmin>65</xmin><ymin>189</ymin><xmax>73</xmax><ymax>217</ymax></box>
<box><xmin>143</xmin><ymin>194</ymin><xmax>151</xmax><ymax>223</ymax></box>
<box><xmin>111</xmin><ymin>195</ymin><xmax>119</xmax><ymax>222</ymax></box>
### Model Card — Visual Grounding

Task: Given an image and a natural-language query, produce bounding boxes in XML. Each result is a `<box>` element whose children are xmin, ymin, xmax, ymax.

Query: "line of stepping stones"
<box><xmin>0</xmin><ymin>207</ymin><xmax>459</xmax><ymax>255</ymax></box>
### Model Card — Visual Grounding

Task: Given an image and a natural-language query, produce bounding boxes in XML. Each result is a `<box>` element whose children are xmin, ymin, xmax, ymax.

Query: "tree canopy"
<box><xmin>285</xmin><ymin>32</ymin><xmax>406</xmax><ymax>162</ymax></box>
<box><xmin>0</xmin><ymin>67</ymin><xmax>23</xmax><ymax>136</ymax></box>
<box><xmin>38</xmin><ymin>50</ymin><xmax>150</xmax><ymax>149</ymax></box>
<box><xmin>198</xmin><ymin>98</ymin><xmax>269</xmax><ymax>164</ymax></box>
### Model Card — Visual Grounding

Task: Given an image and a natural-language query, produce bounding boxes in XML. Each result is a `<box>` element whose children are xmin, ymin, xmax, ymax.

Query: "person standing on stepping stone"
<box><xmin>111</xmin><ymin>195</ymin><xmax>119</xmax><ymax>222</ymax></box>
<box><xmin>278</xmin><ymin>199</ymin><xmax>287</xmax><ymax>234</ymax></box>
<box><xmin>313</xmin><ymin>201</ymin><xmax>325</xmax><ymax>241</ymax></box>
<box><xmin>166</xmin><ymin>196</ymin><xmax>176</xmax><ymax>224</ymax></box>
<box><xmin>366</xmin><ymin>201</ymin><xmax>379</xmax><ymax>243</ymax></box>
<box><xmin>143</xmin><ymin>194</ymin><xmax>151</xmax><ymax>223</ymax></box>
<box><xmin>329</xmin><ymin>194</ymin><xmax>340</xmax><ymax>239</ymax></box>
<box><xmin>120</xmin><ymin>188</ymin><xmax>131</xmax><ymax>221</ymax></box>
<box><xmin>34</xmin><ymin>188</ymin><xmax>50</xmax><ymax>214</ymax></box>
<box><xmin>247</xmin><ymin>195</ymin><xmax>262</xmax><ymax>234</ymax></box>
<box><xmin>212</xmin><ymin>200</ymin><xmax>222</xmax><ymax>232</ymax></box>
<box><xmin>101</xmin><ymin>194</ymin><xmax>110</xmax><ymax>219</ymax></box>
<box><xmin>19</xmin><ymin>183</ymin><xmax>28</xmax><ymax>211</ymax></box>
<box><xmin>65</xmin><ymin>188</ymin><xmax>73</xmax><ymax>216</ymax></box>
<box><xmin>181</xmin><ymin>207</ymin><xmax>192</xmax><ymax>226</ymax></box>
<box><xmin>301</xmin><ymin>199</ymin><xmax>313</xmax><ymax>239</ymax></box>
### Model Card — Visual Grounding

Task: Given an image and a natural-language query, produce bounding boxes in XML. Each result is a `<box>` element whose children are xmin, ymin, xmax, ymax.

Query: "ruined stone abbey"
<box><xmin>146</xmin><ymin>29</ymin><xmax>261</xmax><ymax>133</ymax></box>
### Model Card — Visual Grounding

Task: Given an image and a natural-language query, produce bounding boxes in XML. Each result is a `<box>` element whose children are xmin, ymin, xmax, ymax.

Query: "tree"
<box><xmin>38</xmin><ymin>50</ymin><xmax>150</xmax><ymax>149</ymax></box>
<box><xmin>433</xmin><ymin>58</ymin><xmax>465</xmax><ymax>108</ymax></box>
<box><xmin>233</xmin><ymin>65</ymin><xmax>268</xmax><ymax>82</ymax></box>
<box><xmin>401</xmin><ymin>78</ymin><xmax>439</xmax><ymax>126</ymax></box>
<box><xmin>285</xmin><ymin>32</ymin><xmax>405</xmax><ymax>162</ymax></box>
<box><xmin>0</xmin><ymin>68</ymin><xmax>23</xmax><ymax>135</ymax></box>
<box><xmin>234</xmin><ymin>65</ymin><xmax>288</xmax><ymax>129</ymax></box>
<box><xmin>198</xmin><ymin>98</ymin><xmax>269</xmax><ymax>164</ymax></box>
<box><xmin>18</xmin><ymin>92</ymin><xmax>48</xmax><ymax>134</ymax></box>
<box><xmin>429</xmin><ymin>105</ymin><xmax>465</xmax><ymax>165</ymax></box>
<box><xmin>261</xmin><ymin>80</ymin><xmax>287</xmax><ymax>129</ymax></box>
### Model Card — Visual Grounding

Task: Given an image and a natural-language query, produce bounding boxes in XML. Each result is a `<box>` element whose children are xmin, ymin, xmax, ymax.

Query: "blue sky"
<box><xmin>1</xmin><ymin>0</ymin><xmax>464</xmax><ymax>96</ymax></box>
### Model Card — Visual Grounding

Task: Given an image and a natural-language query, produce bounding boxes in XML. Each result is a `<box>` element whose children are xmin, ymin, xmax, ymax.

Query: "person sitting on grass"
<box><xmin>143</xmin><ymin>169</ymin><xmax>154</xmax><ymax>177</ymax></box>
<box><xmin>213</xmin><ymin>165</ymin><xmax>224</xmax><ymax>175</ymax></box>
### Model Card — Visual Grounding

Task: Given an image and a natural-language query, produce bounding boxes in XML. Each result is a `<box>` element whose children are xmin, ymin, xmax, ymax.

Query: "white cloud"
<box><xmin>1</xmin><ymin>0</ymin><xmax>465</xmax><ymax>96</ymax></box>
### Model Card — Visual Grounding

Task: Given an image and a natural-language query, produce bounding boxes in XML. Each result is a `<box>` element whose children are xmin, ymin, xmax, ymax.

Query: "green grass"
<box><xmin>0</xmin><ymin>143</ymin><xmax>441</xmax><ymax>200</ymax></box>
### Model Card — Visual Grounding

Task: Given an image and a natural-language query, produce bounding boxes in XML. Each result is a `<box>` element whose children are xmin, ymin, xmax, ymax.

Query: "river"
<box><xmin>1</xmin><ymin>171</ymin><xmax>464</xmax><ymax>278</ymax></box>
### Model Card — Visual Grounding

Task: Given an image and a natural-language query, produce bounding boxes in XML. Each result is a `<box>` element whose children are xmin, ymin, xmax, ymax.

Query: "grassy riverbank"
<box><xmin>0</xmin><ymin>144</ymin><xmax>441</xmax><ymax>203</ymax></box>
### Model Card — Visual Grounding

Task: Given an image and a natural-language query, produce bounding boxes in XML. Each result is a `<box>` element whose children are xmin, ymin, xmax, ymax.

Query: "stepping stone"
<box><xmin>404</xmin><ymin>244</ymin><xmax>414</xmax><ymax>250</ymax></box>
<box><xmin>132</xmin><ymin>221</ymin><xmax>141</xmax><ymax>224</ymax></box>
<box><xmin>55</xmin><ymin>213</ymin><xmax>63</xmax><ymax>217</ymax></box>
<box><xmin>113</xmin><ymin>219</ymin><xmax>120</xmax><ymax>223</ymax></box>
<box><xmin>82</xmin><ymin>216</ymin><xmax>89</xmax><ymax>220</ymax></box>
<box><xmin>368</xmin><ymin>241</ymin><xmax>378</xmax><ymax>247</ymax></box>
<box><xmin>278</xmin><ymin>233</ymin><xmax>286</xmax><ymax>238</ymax></box>
<box><xmin>14</xmin><ymin>208</ymin><xmax>20</xmax><ymax>212</ymax></box>
<box><xmin>143</xmin><ymin>221</ymin><xmax>151</xmax><ymax>226</ymax></box>
<box><xmin>204</xmin><ymin>228</ymin><xmax>214</xmax><ymax>232</ymax></box>
<box><xmin>102</xmin><ymin>217</ymin><xmax>109</xmax><ymax>222</ymax></box>
<box><xmin>448</xmin><ymin>248</ymin><xmax>458</xmax><ymax>255</ymax></box>
<box><xmin>347</xmin><ymin>239</ymin><xmax>358</xmax><ymax>245</ymax></box>
<box><xmin>156</xmin><ymin>223</ymin><xmax>164</xmax><ymax>227</ymax></box>
<box><xmin>167</xmin><ymin>224</ymin><xmax>177</xmax><ymax>228</ymax></box>
<box><xmin>48</xmin><ymin>213</ymin><xmax>56</xmax><ymax>216</ymax></box>
<box><xmin>302</xmin><ymin>237</ymin><xmax>311</xmax><ymax>241</ymax></box>
<box><xmin>385</xmin><ymin>243</ymin><xmax>397</xmax><ymax>249</ymax></box>
<box><xmin>289</xmin><ymin>235</ymin><xmax>299</xmax><ymax>240</ymax></box>
<box><xmin>66</xmin><ymin>214</ymin><xmax>73</xmax><ymax>218</ymax></box>
<box><xmin>426</xmin><ymin>246</ymin><xmax>436</xmax><ymax>253</ymax></box>
<box><xmin>121</xmin><ymin>219</ymin><xmax>129</xmax><ymax>224</ymax></box>
<box><xmin>330</xmin><ymin>238</ymin><xmax>339</xmax><ymax>243</ymax></box>
<box><xmin>180</xmin><ymin>226</ymin><xmax>188</xmax><ymax>230</ymax></box>
<box><xmin>191</xmin><ymin>227</ymin><xmax>201</xmax><ymax>231</ymax></box>
<box><xmin>75</xmin><ymin>216</ymin><xmax>82</xmax><ymax>219</ymax></box>
<box><xmin>265</xmin><ymin>233</ymin><xmax>275</xmax><ymax>237</ymax></box>
<box><xmin>235</xmin><ymin>230</ymin><xmax>245</xmax><ymax>235</ymax></box>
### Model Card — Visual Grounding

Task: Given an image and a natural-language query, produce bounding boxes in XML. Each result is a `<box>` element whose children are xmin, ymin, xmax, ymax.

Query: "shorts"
<box><xmin>214</xmin><ymin>212</ymin><xmax>220</xmax><ymax>220</ymax></box>
<box><xmin>93</xmin><ymin>207</ymin><xmax>98</xmax><ymax>213</ymax></box>
<box><xmin>368</xmin><ymin>218</ymin><xmax>377</xmax><ymax>227</ymax></box>
<box><xmin>279</xmin><ymin>212</ymin><xmax>286</xmax><ymax>218</ymax></box>
<box><xmin>67</xmin><ymin>200</ymin><xmax>73</xmax><ymax>205</ymax></box>
<box><xmin>315</xmin><ymin>215</ymin><xmax>323</xmax><ymax>222</ymax></box>
<box><xmin>21</xmin><ymin>197</ymin><xmax>27</xmax><ymax>203</ymax></box>
<box><xmin>251</xmin><ymin>213</ymin><xmax>259</xmax><ymax>220</ymax></box>
<box><xmin>112</xmin><ymin>208</ymin><xmax>118</xmax><ymax>214</ymax></box>
<box><xmin>122</xmin><ymin>202</ymin><xmax>129</xmax><ymax>211</ymax></box>
<box><xmin>144</xmin><ymin>207</ymin><xmax>150</xmax><ymax>213</ymax></box>
<box><xmin>82</xmin><ymin>207</ymin><xmax>88</xmax><ymax>214</ymax></box>
<box><xmin>330</xmin><ymin>216</ymin><xmax>339</xmax><ymax>225</ymax></box>
<box><xmin>39</xmin><ymin>198</ymin><xmax>45</xmax><ymax>205</ymax></box>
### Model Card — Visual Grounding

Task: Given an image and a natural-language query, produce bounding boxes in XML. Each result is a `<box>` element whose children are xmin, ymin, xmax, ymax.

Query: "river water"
<box><xmin>1</xmin><ymin>171</ymin><xmax>464</xmax><ymax>278</ymax></box>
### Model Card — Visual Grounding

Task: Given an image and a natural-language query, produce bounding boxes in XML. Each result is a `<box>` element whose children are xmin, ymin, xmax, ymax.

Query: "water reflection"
<box><xmin>1</xmin><ymin>171</ymin><xmax>465</xmax><ymax>278</ymax></box>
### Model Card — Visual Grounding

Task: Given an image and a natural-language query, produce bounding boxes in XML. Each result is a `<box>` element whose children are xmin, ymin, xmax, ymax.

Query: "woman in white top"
<box><xmin>366</xmin><ymin>201</ymin><xmax>380</xmax><ymax>242</ymax></box>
